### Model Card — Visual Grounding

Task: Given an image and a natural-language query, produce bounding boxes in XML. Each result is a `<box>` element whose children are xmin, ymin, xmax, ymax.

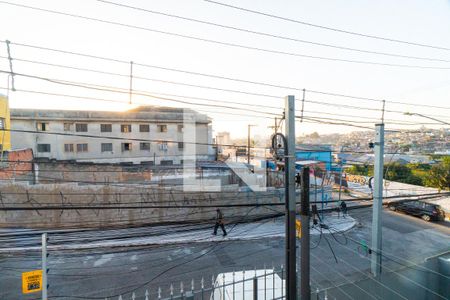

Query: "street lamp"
<box><xmin>247</xmin><ymin>124</ymin><xmax>257</xmax><ymax>165</ymax></box>
<box><xmin>404</xmin><ymin>112</ymin><xmax>449</xmax><ymax>125</ymax></box>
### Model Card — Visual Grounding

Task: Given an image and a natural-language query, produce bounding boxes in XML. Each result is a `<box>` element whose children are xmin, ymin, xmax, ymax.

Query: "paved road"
<box><xmin>1</xmin><ymin>207</ymin><xmax>449</xmax><ymax>299</ymax></box>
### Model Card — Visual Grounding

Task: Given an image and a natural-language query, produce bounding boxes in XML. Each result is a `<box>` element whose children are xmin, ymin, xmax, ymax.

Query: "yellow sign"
<box><xmin>296</xmin><ymin>220</ymin><xmax>302</xmax><ymax>238</ymax></box>
<box><xmin>22</xmin><ymin>270</ymin><xmax>42</xmax><ymax>294</ymax></box>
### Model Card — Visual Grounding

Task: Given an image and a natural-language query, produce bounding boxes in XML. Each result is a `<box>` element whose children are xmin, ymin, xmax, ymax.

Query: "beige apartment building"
<box><xmin>10</xmin><ymin>106</ymin><xmax>214</xmax><ymax>165</ymax></box>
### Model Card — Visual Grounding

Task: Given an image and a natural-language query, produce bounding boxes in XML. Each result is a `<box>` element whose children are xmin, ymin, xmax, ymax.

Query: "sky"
<box><xmin>0</xmin><ymin>0</ymin><xmax>450</xmax><ymax>139</ymax></box>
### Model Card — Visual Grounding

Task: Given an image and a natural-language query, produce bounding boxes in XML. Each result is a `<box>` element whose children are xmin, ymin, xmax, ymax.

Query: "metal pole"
<box><xmin>338</xmin><ymin>162</ymin><xmax>343</xmax><ymax>202</ymax></box>
<box><xmin>129</xmin><ymin>61</ymin><xmax>133</xmax><ymax>104</ymax></box>
<box><xmin>301</xmin><ymin>167</ymin><xmax>310</xmax><ymax>300</ymax></box>
<box><xmin>371</xmin><ymin>124</ymin><xmax>384</xmax><ymax>277</ymax></box>
<box><xmin>285</xmin><ymin>95</ymin><xmax>296</xmax><ymax>300</ymax></box>
<box><xmin>300</xmin><ymin>89</ymin><xmax>305</xmax><ymax>122</ymax></box>
<box><xmin>248</xmin><ymin>125</ymin><xmax>251</xmax><ymax>165</ymax></box>
<box><xmin>42</xmin><ymin>233</ymin><xmax>48</xmax><ymax>300</ymax></box>
<box><xmin>253</xmin><ymin>277</ymin><xmax>258</xmax><ymax>300</ymax></box>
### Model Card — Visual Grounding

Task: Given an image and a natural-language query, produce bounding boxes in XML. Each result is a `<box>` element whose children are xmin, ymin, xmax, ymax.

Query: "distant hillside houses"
<box><xmin>336</xmin><ymin>153</ymin><xmax>435</xmax><ymax>165</ymax></box>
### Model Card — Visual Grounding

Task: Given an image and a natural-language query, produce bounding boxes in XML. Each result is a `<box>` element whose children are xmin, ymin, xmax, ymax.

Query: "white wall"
<box><xmin>11</xmin><ymin>119</ymin><xmax>213</xmax><ymax>164</ymax></box>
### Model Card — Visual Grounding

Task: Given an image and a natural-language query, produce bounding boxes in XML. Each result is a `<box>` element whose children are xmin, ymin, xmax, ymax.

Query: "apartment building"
<box><xmin>10</xmin><ymin>106</ymin><xmax>214</xmax><ymax>165</ymax></box>
<box><xmin>0</xmin><ymin>94</ymin><xmax>11</xmax><ymax>152</ymax></box>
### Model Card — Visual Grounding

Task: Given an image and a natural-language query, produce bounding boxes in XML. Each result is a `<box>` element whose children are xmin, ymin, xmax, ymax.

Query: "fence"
<box><xmin>99</xmin><ymin>255</ymin><xmax>449</xmax><ymax>300</ymax></box>
<box><xmin>102</xmin><ymin>267</ymin><xmax>287</xmax><ymax>300</ymax></box>
<box><xmin>99</xmin><ymin>267</ymin><xmax>334</xmax><ymax>300</ymax></box>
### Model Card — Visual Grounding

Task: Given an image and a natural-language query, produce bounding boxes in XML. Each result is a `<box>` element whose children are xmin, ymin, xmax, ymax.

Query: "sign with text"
<box><xmin>22</xmin><ymin>270</ymin><xmax>42</xmax><ymax>294</ymax></box>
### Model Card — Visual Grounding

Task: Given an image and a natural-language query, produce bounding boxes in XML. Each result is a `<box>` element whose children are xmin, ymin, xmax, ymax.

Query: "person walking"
<box><xmin>340</xmin><ymin>200</ymin><xmax>348</xmax><ymax>218</ymax></box>
<box><xmin>213</xmin><ymin>208</ymin><xmax>227</xmax><ymax>236</ymax></box>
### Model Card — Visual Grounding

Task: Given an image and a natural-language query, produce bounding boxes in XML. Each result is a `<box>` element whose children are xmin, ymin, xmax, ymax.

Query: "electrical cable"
<box><xmin>2</xmin><ymin>40</ymin><xmax>450</xmax><ymax>110</ymax></box>
<box><xmin>1</xmin><ymin>2</ymin><xmax>450</xmax><ymax>70</ymax></box>
<box><xmin>203</xmin><ymin>0</ymin><xmax>450</xmax><ymax>52</ymax></box>
<box><xmin>96</xmin><ymin>0</ymin><xmax>450</xmax><ymax>63</ymax></box>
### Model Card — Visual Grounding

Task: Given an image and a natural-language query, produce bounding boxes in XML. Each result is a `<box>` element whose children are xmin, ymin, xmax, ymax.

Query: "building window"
<box><xmin>0</xmin><ymin>117</ymin><xmax>5</xmax><ymax>130</ymax></box>
<box><xmin>158</xmin><ymin>142</ymin><xmax>168</xmax><ymax>151</ymax></box>
<box><xmin>178</xmin><ymin>142</ymin><xmax>184</xmax><ymax>150</ymax></box>
<box><xmin>37</xmin><ymin>144</ymin><xmax>51</xmax><ymax>152</ymax></box>
<box><xmin>121</xmin><ymin>142</ymin><xmax>132</xmax><ymax>151</ymax></box>
<box><xmin>75</xmin><ymin>123</ymin><xmax>88</xmax><ymax>132</ymax></box>
<box><xmin>37</xmin><ymin>122</ymin><xmax>49</xmax><ymax>131</ymax></box>
<box><xmin>101</xmin><ymin>143</ymin><xmax>113</xmax><ymax>152</ymax></box>
<box><xmin>157</xmin><ymin>124</ymin><xmax>167</xmax><ymax>133</ymax></box>
<box><xmin>160</xmin><ymin>160</ymin><xmax>173</xmax><ymax>166</ymax></box>
<box><xmin>140</xmin><ymin>142</ymin><xmax>150</xmax><ymax>151</ymax></box>
<box><xmin>100</xmin><ymin>124</ymin><xmax>112</xmax><ymax>132</ymax></box>
<box><xmin>178</xmin><ymin>125</ymin><xmax>183</xmax><ymax>133</ymax></box>
<box><xmin>139</xmin><ymin>124</ymin><xmax>150</xmax><ymax>132</ymax></box>
<box><xmin>76</xmin><ymin>143</ymin><xmax>88</xmax><ymax>152</ymax></box>
<box><xmin>63</xmin><ymin>123</ymin><xmax>72</xmax><ymax>131</ymax></box>
<box><xmin>64</xmin><ymin>144</ymin><xmax>74</xmax><ymax>152</ymax></box>
<box><xmin>121</xmin><ymin>124</ymin><xmax>132</xmax><ymax>133</ymax></box>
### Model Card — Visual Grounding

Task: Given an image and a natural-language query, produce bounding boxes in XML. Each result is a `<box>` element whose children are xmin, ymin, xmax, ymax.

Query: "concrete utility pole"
<box><xmin>247</xmin><ymin>124</ymin><xmax>256</xmax><ymax>165</ymax></box>
<box><xmin>42</xmin><ymin>233</ymin><xmax>48</xmax><ymax>300</ymax></box>
<box><xmin>285</xmin><ymin>95</ymin><xmax>296</xmax><ymax>300</ymax></box>
<box><xmin>371</xmin><ymin>124</ymin><xmax>384</xmax><ymax>277</ymax></box>
<box><xmin>300</xmin><ymin>166</ymin><xmax>310</xmax><ymax>300</ymax></box>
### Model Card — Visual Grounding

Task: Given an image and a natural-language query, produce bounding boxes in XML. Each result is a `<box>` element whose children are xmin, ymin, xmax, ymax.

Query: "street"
<box><xmin>1</xmin><ymin>207</ymin><xmax>449</xmax><ymax>299</ymax></box>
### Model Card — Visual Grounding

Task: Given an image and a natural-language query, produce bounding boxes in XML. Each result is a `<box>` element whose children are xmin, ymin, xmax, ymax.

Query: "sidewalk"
<box><xmin>0</xmin><ymin>213</ymin><xmax>355</xmax><ymax>252</ymax></box>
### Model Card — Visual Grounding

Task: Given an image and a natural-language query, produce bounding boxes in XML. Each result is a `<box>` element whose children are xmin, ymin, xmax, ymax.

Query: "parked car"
<box><xmin>387</xmin><ymin>200</ymin><xmax>445</xmax><ymax>222</ymax></box>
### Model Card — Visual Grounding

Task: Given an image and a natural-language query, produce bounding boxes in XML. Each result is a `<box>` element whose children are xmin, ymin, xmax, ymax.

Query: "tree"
<box><xmin>346</xmin><ymin>164</ymin><xmax>370</xmax><ymax>176</ymax></box>
<box><xmin>424</xmin><ymin>157</ymin><xmax>450</xmax><ymax>191</ymax></box>
<box><xmin>308</xmin><ymin>132</ymin><xmax>320</xmax><ymax>139</ymax></box>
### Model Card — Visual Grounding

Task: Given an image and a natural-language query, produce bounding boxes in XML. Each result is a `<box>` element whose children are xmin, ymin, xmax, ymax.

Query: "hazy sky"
<box><xmin>1</xmin><ymin>0</ymin><xmax>450</xmax><ymax>138</ymax></box>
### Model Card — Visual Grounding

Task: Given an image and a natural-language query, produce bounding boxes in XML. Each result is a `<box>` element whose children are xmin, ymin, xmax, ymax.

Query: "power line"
<box><xmin>203</xmin><ymin>0</ymin><xmax>450</xmax><ymax>52</ymax></box>
<box><xmin>1</xmin><ymin>86</ymin><xmax>277</xmax><ymax>121</ymax></box>
<box><xmin>0</xmin><ymin>127</ymin><xmax>273</xmax><ymax>150</ymax></box>
<box><xmin>96</xmin><ymin>0</ymin><xmax>450</xmax><ymax>64</ymax></box>
<box><xmin>0</xmin><ymin>70</ymin><xmax>283</xmax><ymax>116</ymax></box>
<box><xmin>1</xmin><ymin>2</ymin><xmax>450</xmax><ymax>70</ymax></box>
<box><xmin>3</xmin><ymin>41</ymin><xmax>450</xmax><ymax>110</ymax></box>
<box><xmin>298</xmin><ymin>97</ymin><xmax>450</xmax><ymax>120</ymax></box>
<box><xmin>4</xmin><ymin>69</ymin><xmax>442</xmax><ymax>128</ymax></box>
<box><xmin>0</xmin><ymin>76</ymin><xmax>407</xmax><ymax>130</ymax></box>
<box><xmin>0</xmin><ymin>61</ymin><xmax>424</xmax><ymax>124</ymax></box>
<box><xmin>3</xmin><ymin>61</ymin><xmax>449</xmax><ymax>124</ymax></box>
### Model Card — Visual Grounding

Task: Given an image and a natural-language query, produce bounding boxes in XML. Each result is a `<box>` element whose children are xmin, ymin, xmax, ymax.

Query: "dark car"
<box><xmin>387</xmin><ymin>200</ymin><xmax>445</xmax><ymax>222</ymax></box>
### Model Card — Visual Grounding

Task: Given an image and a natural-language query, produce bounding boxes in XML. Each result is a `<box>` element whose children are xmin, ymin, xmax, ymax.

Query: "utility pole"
<box><xmin>371</xmin><ymin>124</ymin><xmax>384</xmax><ymax>277</ymax></box>
<box><xmin>268</xmin><ymin>118</ymin><xmax>278</xmax><ymax>135</ymax></box>
<box><xmin>285</xmin><ymin>95</ymin><xmax>296</xmax><ymax>300</ymax></box>
<box><xmin>338</xmin><ymin>161</ymin><xmax>343</xmax><ymax>202</ymax></box>
<box><xmin>247</xmin><ymin>124</ymin><xmax>256</xmax><ymax>165</ymax></box>
<box><xmin>42</xmin><ymin>233</ymin><xmax>48</xmax><ymax>300</ymax></box>
<box><xmin>300</xmin><ymin>166</ymin><xmax>310</xmax><ymax>300</ymax></box>
<box><xmin>129</xmin><ymin>61</ymin><xmax>133</xmax><ymax>105</ymax></box>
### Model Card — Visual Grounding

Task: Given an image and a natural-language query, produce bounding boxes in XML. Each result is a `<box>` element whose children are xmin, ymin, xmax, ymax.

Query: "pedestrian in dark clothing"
<box><xmin>340</xmin><ymin>201</ymin><xmax>348</xmax><ymax>217</ymax></box>
<box><xmin>213</xmin><ymin>209</ymin><xmax>227</xmax><ymax>236</ymax></box>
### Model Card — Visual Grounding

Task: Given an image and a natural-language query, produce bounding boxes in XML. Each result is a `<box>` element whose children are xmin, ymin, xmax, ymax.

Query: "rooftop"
<box><xmin>10</xmin><ymin>106</ymin><xmax>211</xmax><ymax>123</ymax></box>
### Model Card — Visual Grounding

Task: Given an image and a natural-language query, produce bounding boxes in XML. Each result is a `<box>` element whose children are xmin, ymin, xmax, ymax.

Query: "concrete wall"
<box><xmin>10</xmin><ymin>107</ymin><xmax>213</xmax><ymax>164</ymax></box>
<box><xmin>11</xmin><ymin>120</ymin><xmax>212</xmax><ymax>164</ymax></box>
<box><xmin>0</xmin><ymin>182</ymin><xmax>286</xmax><ymax>229</ymax></box>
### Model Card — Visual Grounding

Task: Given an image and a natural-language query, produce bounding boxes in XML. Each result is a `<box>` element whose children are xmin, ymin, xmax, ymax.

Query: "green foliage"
<box><xmin>346</xmin><ymin>165</ymin><xmax>370</xmax><ymax>176</ymax></box>
<box><xmin>423</xmin><ymin>157</ymin><xmax>450</xmax><ymax>191</ymax></box>
<box><xmin>344</xmin><ymin>156</ymin><xmax>449</xmax><ymax>189</ymax></box>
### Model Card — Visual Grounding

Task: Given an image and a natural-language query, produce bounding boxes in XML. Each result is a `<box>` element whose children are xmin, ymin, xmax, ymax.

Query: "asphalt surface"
<box><xmin>0</xmin><ymin>207</ymin><xmax>449</xmax><ymax>300</ymax></box>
